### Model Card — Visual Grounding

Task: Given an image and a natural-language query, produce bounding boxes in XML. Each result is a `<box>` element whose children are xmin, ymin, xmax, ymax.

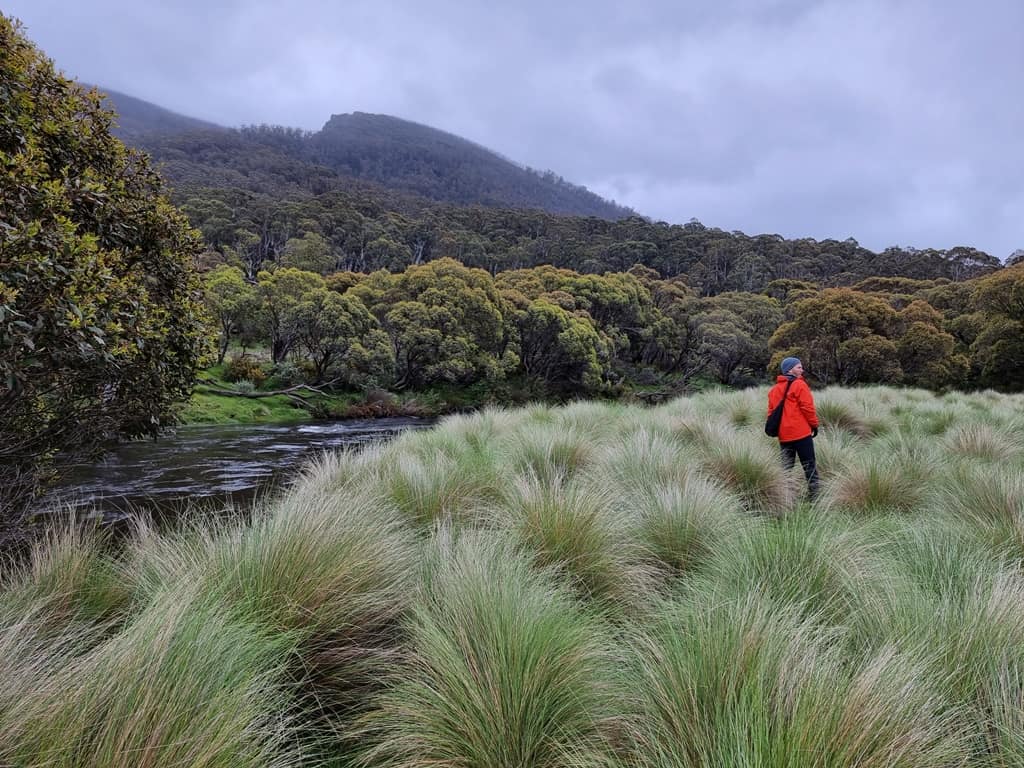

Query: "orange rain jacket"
<box><xmin>766</xmin><ymin>375</ymin><xmax>819</xmax><ymax>443</ymax></box>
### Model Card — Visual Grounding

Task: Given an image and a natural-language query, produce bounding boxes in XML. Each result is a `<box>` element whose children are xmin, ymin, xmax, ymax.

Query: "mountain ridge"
<box><xmin>98</xmin><ymin>87</ymin><xmax>634</xmax><ymax>220</ymax></box>
<box><xmin>95</xmin><ymin>86</ymin><xmax>225</xmax><ymax>140</ymax></box>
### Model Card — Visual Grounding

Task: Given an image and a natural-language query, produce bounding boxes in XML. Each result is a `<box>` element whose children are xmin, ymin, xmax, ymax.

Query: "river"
<box><xmin>42</xmin><ymin>417</ymin><xmax>434</xmax><ymax>519</ymax></box>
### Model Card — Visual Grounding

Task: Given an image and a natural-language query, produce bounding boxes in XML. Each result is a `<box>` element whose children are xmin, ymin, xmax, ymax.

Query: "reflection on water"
<box><xmin>44</xmin><ymin>417</ymin><xmax>434</xmax><ymax>518</ymax></box>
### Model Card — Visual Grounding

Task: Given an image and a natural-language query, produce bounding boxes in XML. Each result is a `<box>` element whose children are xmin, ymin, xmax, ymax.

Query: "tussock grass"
<box><xmin>913</xmin><ymin>572</ymin><xmax>1024</xmax><ymax>761</ymax></box>
<box><xmin>555</xmin><ymin>399</ymin><xmax>630</xmax><ymax>438</ymax></box>
<box><xmin>7</xmin><ymin>385</ymin><xmax>1024</xmax><ymax>766</ymax></box>
<box><xmin>626</xmin><ymin>592</ymin><xmax>964</xmax><ymax>768</ymax></box>
<box><xmin>190</xmin><ymin>485</ymin><xmax>419</xmax><ymax>638</ymax></box>
<box><xmin>693</xmin><ymin>388</ymin><xmax>762</xmax><ymax>429</ymax></box>
<box><xmin>700</xmin><ymin>511</ymin><xmax>879</xmax><ymax>625</ymax></box>
<box><xmin>0</xmin><ymin>607</ymin><xmax>105</xmax><ymax>766</ymax></box>
<box><xmin>812</xmin><ymin>427</ymin><xmax>861</xmax><ymax>477</ymax></box>
<box><xmin>699</xmin><ymin>436</ymin><xmax>797</xmax><ymax>512</ymax></box>
<box><xmin>868</xmin><ymin>516</ymin><xmax>1003</xmax><ymax>602</ymax></box>
<box><xmin>916</xmin><ymin>407</ymin><xmax>961</xmax><ymax>435</ymax></box>
<box><xmin>935</xmin><ymin>464</ymin><xmax>1024</xmax><ymax>558</ymax></box>
<box><xmin>843</xmin><ymin>520</ymin><xmax>1024</xmax><ymax>762</ymax></box>
<box><xmin>628</xmin><ymin>477</ymin><xmax>746</xmax><ymax>581</ymax></box>
<box><xmin>492</xmin><ymin>473</ymin><xmax>651</xmax><ymax>606</ymax></box>
<box><xmin>667</xmin><ymin>413</ymin><xmax>735</xmax><ymax>451</ymax></box>
<box><xmin>816</xmin><ymin>398</ymin><xmax>877</xmax><ymax>437</ymax></box>
<box><xmin>843</xmin><ymin>517</ymin><xmax>991</xmax><ymax>653</ymax></box>
<box><xmin>121</xmin><ymin>485</ymin><xmax>420</xmax><ymax>761</ymax></box>
<box><xmin>376</xmin><ymin>448</ymin><xmax>501</xmax><ymax>526</ymax></box>
<box><xmin>434</xmin><ymin>407</ymin><xmax>523</xmax><ymax>448</ymax></box>
<box><xmin>120</xmin><ymin>512</ymin><xmax>278</xmax><ymax>625</ymax></box>
<box><xmin>0</xmin><ymin>587</ymin><xmax>300</xmax><ymax>767</ymax></box>
<box><xmin>354</xmin><ymin>532</ymin><xmax>618</xmax><ymax>768</ymax></box>
<box><xmin>0</xmin><ymin>518</ymin><xmax>131</xmax><ymax>633</ymax></box>
<box><xmin>943</xmin><ymin>422</ymin><xmax>1024</xmax><ymax>462</ymax></box>
<box><xmin>501</xmin><ymin>423</ymin><xmax>596</xmax><ymax>485</ymax></box>
<box><xmin>871</xmin><ymin>428</ymin><xmax>944</xmax><ymax>464</ymax></box>
<box><xmin>825</xmin><ymin>454</ymin><xmax>933</xmax><ymax>515</ymax></box>
<box><xmin>816</xmin><ymin>390</ymin><xmax>890</xmax><ymax>438</ymax></box>
<box><xmin>592</xmin><ymin>428</ymin><xmax>691</xmax><ymax>492</ymax></box>
<box><xmin>288</xmin><ymin>446</ymin><xmax>382</xmax><ymax>498</ymax></box>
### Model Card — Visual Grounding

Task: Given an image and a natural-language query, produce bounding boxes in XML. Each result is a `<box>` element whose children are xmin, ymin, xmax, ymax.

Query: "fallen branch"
<box><xmin>194</xmin><ymin>379</ymin><xmax>341</xmax><ymax>406</ymax></box>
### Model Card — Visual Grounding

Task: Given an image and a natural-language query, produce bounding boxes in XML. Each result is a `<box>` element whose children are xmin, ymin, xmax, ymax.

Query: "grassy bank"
<box><xmin>5</xmin><ymin>386</ymin><xmax>1024</xmax><ymax>766</ymax></box>
<box><xmin>181</xmin><ymin>368</ymin><xmax>555</xmax><ymax>425</ymax></box>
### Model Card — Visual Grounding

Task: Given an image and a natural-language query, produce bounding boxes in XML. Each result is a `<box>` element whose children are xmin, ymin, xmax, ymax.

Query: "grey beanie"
<box><xmin>780</xmin><ymin>357</ymin><xmax>801</xmax><ymax>375</ymax></box>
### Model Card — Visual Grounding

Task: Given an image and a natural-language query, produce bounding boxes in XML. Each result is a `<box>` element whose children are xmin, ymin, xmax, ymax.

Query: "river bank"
<box><xmin>180</xmin><ymin>364</ymin><xmax>688</xmax><ymax>427</ymax></box>
<box><xmin>181</xmin><ymin>371</ymin><xmax>572</xmax><ymax>426</ymax></box>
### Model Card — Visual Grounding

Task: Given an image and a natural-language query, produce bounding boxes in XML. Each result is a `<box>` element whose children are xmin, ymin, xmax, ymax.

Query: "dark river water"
<box><xmin>42</xmin><ymin>417</ymin><xmax>434</xmax><ymax>519</ymax></box>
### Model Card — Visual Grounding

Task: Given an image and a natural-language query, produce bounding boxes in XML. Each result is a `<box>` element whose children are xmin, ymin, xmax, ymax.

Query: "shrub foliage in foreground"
<box><xmin>3</xmin><ymin>386</ymin><xmax>1024</xmax><ymax>766</ymax></box>
<box><xmin>0</xmin><ymin>15</ymin><xmax>209</xmax><ymax>518</ymax></box>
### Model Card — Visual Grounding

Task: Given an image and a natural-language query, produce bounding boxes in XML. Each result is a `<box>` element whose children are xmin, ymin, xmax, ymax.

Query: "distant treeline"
<box><xmin>138</xmin><ymin>125</ymin><xmax>1004</xmax><ymax>294</ymax></box>
<box><xmin>205</xmin><ymin>257</ymin><xmax>1024</xmax><ymax>395</ymax></box>
<box><xmin>178</xmin><ymin>183</ymin><xmax>1001</xmax><ymax>292</ymax></box>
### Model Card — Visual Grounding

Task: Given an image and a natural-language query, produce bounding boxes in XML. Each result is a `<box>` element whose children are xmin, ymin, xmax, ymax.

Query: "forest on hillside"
<box><xmin>141</xmin><ymin>125</ymin><xmax>1004</xmax><ymax>292</ymax></box>
<box><xmin>180</xmin><ymin>182</ymin><xmax>1003</xmax><ymax>288</ymax></box>
<box><xmin>144</xmin><ymin>121</ymin><xmax>1021</xmax><ymax>399</ymax></box>
<box><xmin>121</xmin><ymin>115</ymin><xmax>635</xmax><ymax>219</ymax></box>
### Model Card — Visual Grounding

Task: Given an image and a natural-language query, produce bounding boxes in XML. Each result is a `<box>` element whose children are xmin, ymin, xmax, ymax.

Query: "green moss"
<box><xmin>178</xmin><ymin>392</ymin><xmax>311</xmax><ymax>425</ymax></box>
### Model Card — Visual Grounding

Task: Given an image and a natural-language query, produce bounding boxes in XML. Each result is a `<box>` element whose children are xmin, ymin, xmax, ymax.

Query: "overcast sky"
<box><xmin>7</xmin><ymin>0</ymin><xmax>1022</xmax><ymax>258</ymax></box>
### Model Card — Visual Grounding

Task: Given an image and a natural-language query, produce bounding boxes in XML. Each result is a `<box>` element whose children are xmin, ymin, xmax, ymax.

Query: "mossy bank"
<box><xmin>180</xmin><ymin>366</ymin><xmax>592</xmax><ymax>425</ymax></box>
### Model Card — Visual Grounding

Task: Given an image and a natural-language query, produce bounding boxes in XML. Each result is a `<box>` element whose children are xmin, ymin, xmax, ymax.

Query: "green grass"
<box><xmin>3</xmin><ymin>591</ymin><xmax>301</xmax><ymax>767</ymax></box>
<box><xmin>179</xmin><ymin>368</ymin><xmax>543</xmax><ymax>426</ymax></box>
<box><xmin>8</xmin><ymin>386</ymin><xmax>1024</xmax><ymax>766</ymax></box>
<box><xmin>354</xmin><ymin>532</ymin><xmax>617</xmax><ymax>768</ymax></box>
<box><xmin>180</xmin><ymin>391</ymin><xmax>314</xmax><ymax>424</ymax></box>
<box><xmin>626</xmin><ymin>592</ymin><xmax>964</xmax><ymax>767</ymax></box>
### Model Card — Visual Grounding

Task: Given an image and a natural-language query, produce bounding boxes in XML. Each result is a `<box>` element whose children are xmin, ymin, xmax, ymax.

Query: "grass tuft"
<box><xmin>626</xmin><ymin>591</ymin><xmax>963</xmax><ymax>767</ymax></box>
<box><xmin>355</xmin><ymin>532</ymin><xmax>618</xmax><ymax>768</ymax></box>
<box><xmin>943</xmin><ymin>422</ymin><xmax>1023</xmax><ymax>462</ymax></box>
<box><xmin>701</xmin><ymin>511</ymin><xmax>878</xmax><ymax>625</ymax></box>
<box><xmin>824</xmin><ymin>443</ymin><xmax>935</xmax><ymax>515</ymax></box>
<box><xmin>935</xmin><ymin>465</ymin><xmax>1024</xmax><ymax>558</ymax></box>
<box><xmin>501</xmin><ymin>424</ymin><xmax>596</xmax><ymax>486</ymax></box>
<box><xmin>0</xmin><ymin>518</ymin><xmax>132</xmax><ymax>634</ymax></box>
<box><xmin>629</xmin><ymin>477</ymin><xmax>746</xmax><ymax>581</ymax></box>
<box><xmin>378</xmin><ymin>450</ymin><xmax>500</xmax><ymax>527</ymax></box>
<box><xmin>0</xmin><ymin>587</ymin><xmax>300</xmax><ymax>767</ymax></box>
<box><xmin>699</xmin><ymin>437</ymin><xmax>797</xmax><ymax>513</ymax></box>
<box><xmin>493</xmin><ymin>473</ymin><xmax>651</xmax><ymax>607</ymax></box>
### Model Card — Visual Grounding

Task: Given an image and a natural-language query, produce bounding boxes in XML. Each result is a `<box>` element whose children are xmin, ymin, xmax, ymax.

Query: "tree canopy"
<box><xmin>0</xmin><ymin>15</ymin><xmax>209</xmax><ymax>516</ymax></box>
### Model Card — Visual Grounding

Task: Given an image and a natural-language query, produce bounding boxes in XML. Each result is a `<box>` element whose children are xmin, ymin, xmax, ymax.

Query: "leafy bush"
<box><xmin>0</xmin><ymin>16</ymin><xmax>209</xmax><ymax>518</ymax></box>
<box><xmin>224</xmin><ymin>357</ymin><xmax>268</xmax><ymax>386</ymax></box>
<box><xmin>266</xmin><ymin>360</ymin><xmax>310</xmax><ymax>388</ymax></box>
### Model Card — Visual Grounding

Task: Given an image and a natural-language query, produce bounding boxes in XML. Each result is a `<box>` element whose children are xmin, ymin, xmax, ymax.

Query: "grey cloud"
<box><xmin>5</xmin><ymin>0</ymin><xmax>1022</xmax><ymax>257</ymax></box>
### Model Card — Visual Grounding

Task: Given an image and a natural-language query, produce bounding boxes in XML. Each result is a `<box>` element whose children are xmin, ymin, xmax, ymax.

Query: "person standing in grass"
<box><xmin>767</xmin><ymin>357</ymin><xmax>820</xmax><ymax>500</ymax></box>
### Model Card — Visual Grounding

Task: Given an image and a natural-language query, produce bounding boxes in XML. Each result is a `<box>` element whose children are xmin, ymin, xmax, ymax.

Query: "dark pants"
<box><xmin>780</xmin><ymin>435</ymin><xmax>819</xmax><ymax>500</ymax></box>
